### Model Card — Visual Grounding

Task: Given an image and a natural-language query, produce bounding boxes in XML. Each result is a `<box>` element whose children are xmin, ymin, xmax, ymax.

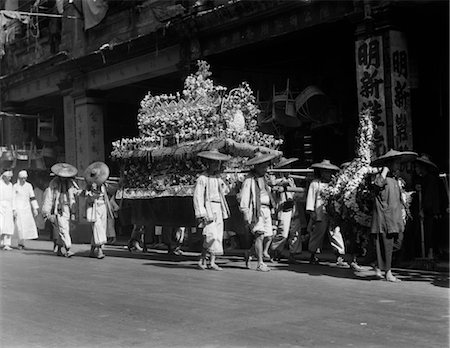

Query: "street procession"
<box><xmin>1</xmin><ymin>59</ymin><xmax>445</xmax><ymax>281</ymax></box>
<box><xmin>0</xmin><ymin>0</ymin><xmax>448</xmax><ymax>347</ymax></box>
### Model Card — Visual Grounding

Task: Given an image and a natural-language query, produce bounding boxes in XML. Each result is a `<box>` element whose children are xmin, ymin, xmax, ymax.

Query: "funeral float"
<box><xmin>112</xmin><ymin>61</ymin><xmax>282</xmax><ymax>229</ymax></box>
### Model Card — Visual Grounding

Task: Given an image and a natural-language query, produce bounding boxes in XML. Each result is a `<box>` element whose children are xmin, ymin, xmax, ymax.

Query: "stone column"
<box><xmin>72</xmin><ymin>94</ymin><xmax>105</xmax><ymax>172</ymax></box>
<box><xmin>63</xmin><ymin>93</ymin><xmax>77</xmax><ymax>166</ymax></box>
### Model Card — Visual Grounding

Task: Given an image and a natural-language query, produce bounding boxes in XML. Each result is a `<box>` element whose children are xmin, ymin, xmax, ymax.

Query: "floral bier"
<box><xmin>112</xmin><ymin>61</ymin><xmax>282</xmax><ymax>199</ymax></box>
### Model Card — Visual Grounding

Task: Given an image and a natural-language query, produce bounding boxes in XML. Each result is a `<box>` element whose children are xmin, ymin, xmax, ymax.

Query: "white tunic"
<box><xmin>0</xmin><ymin>179</ymin><xmax>15</xmax><ymax>236</ymax></box>
<box><xmin>14</xmin><ymin>182</ymin><xmax>38</xmax><ymax>240</ymax></box>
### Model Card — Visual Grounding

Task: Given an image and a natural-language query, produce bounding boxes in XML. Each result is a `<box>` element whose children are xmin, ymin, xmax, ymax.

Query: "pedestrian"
<box><xmin>106</xmin><ymin>184</ymin><xmax>120</xmax><ymax>245</ymax></box>
<box><xmin>193</xmin><ymin>149</ymin><xmax>231</xmax><ymax>271</ymax></box>
<box><xmin>83</xmin><ymin>162</ymin><xmax>114</xmax><ymax>259</ymax></box>
<box><xmin>127</xmin><ymin>224</ymin><xmax>145</xmax><ymax>252</ymax></box>
<box><xmin>413</xmin><ymin>154</ymin><xmax>442</xmax><ymax>259</ymax></box>
<box><xmin>239</xmin><ymin>151</ymin><xmax>278</xmax><ymax>272</ymax></box>
<box><xmin>338</xmin><ymin>162</ymin><xmax>364</xmax><ymax>271</ymax></box>
<box><xmin>270</xmin><ymin>156</ymin><xmax>303</xmax><ymax>264</ymax></box>
<box><xmin>31</xmin><ymin>171</ymin><xmax>47</xmax><ymax>232</ymax></box>
<box><xmin>42</xmin><ymin>163</ymin><xmax>79</xmax><ymax>257</ymax></box>
<box><xmin>306</xmin><ymin>160</ymin><xmax>348</xmax><ymax>267</ymax></box>
<box><xmin>369</xmin><ymin>149</ymin><xmax>417</xmax><ymax>282</ymax></box>
<box><xmin>0</xmin><ymin>168</ymin><xmax>16</xmax><ymax>251</ymax></box>
<box><xmin>14</xmin><ymin>170</ymin><xmax>39</xmax><ymax>249</ymax></box>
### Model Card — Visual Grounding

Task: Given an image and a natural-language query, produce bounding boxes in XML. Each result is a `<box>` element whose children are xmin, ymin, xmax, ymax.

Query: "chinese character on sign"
<box><xmin>360</xmin><ymin>70</ymin><xmax>383</xmax><ymax>98</ymax></box>
<box><xmin>362</xmin><ymin>100</ymin><xmax>385</xmax><ymax>126</ymax></box>
<box><xmin>357</xmin><ymin>39</ymin><xmax>380</xmax><ymax>69</ymax></box>
<box><xmin>394</xmin><ymin>81</ymin><xmax>409</xmax><ymax>108</ymax></box>
<box><xmin>392</xmin><ymin>50</ymin><xmax>408</xmax><ymax>78</ymax></box>
<box><xmin>395</xmin><ymin>113</ymin><xmax>408</xmax><ymax>142</ymax></box>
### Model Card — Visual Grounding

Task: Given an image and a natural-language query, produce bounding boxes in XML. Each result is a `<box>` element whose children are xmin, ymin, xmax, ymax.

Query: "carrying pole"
<box><xmin>417</xmin><ymin>185</ymin><xmax>426</xmax><ymax>259</ymax></box>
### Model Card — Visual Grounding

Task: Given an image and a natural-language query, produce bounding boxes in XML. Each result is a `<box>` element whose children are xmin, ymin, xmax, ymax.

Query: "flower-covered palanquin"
<box><xmin>112</xmin><ymin>61</ymin><xmax>282</xmax><ymax>198</ymax></box>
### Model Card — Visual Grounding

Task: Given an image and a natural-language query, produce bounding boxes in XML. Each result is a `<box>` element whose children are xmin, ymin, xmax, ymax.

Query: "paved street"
<box><xmin>0</xmin><ymin>240</ymin><xmax>449</xmax><ymax>348</ymax></box>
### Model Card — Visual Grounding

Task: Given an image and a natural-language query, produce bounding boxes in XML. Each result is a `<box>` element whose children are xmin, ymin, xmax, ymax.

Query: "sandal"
<box><xmin>256</xmin><ymin>263</ymin><xmax>271</xmax><ymax>272</ymax></box>
<box><xmin>385</xmin><ymin>275</ymin><xmax>401</xmax><ymax>282</ymax></box>
<box><xmin>210</xmin><ymin>264</ymin><xmax>223</xmax><ymax>271</ymax></box>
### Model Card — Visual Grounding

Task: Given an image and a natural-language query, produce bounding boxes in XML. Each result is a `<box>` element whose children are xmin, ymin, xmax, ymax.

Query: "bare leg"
<box><xmin>210</xmin><ymin>253</ymin><xmax>222</xmax><ymax>271</ymax></box>
<box><xmin>263</xmin><ymin>236</ymin><xmax>273</xmax><ymax>260</ymax></box>
<box><xmin>254</xmin><ymin>234</ymin><xmax>264</xmax><ymax>266</ymax></box>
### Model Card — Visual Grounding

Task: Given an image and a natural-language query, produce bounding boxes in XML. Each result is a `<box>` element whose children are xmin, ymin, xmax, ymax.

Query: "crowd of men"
<box><xmin>0</xmin><ymin>149</ymin><xmax>447</xmax><ymax>282</ymax></box>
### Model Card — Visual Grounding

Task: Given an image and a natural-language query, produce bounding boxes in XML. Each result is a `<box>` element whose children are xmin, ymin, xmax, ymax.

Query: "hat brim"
<box><xmin>84</xmin><ymin>162</ymin><xmax>110</xmax><ymax>185</ymax></box>
<box><xmin>310</xmin><ymin>163</ymin><xmax>340</xmax><ymax>171</ymax></box>
<box><xmin>51</xmin><ymin>163</ymin><xmax>78</xmax><ymax>177</ymax></box>
<box><xmin>245</xmin><ymin>153</ymin><xmax>278</xmax><ymax>166</ymax></box>
<box><xmin>274</xmin><ymin>157</ymin><xmax>299</xmax><ymax>169</ymax></box>
<box><xmin>416</xmin><ymin>158</ymin><xmax>438</xmax><ymax>169</ymax></box>
<box><xmin>197</xmin><ymin>151</ymin><xmax>231</xmax><ymax>161</ymax></box>
<box><xmin>371</xmin><ymin>151</ymin><xmax>418</xmax><ymax>167</ymax></box>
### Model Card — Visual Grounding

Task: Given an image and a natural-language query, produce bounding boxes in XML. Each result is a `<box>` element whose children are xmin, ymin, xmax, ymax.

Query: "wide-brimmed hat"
<box><xmin>371</xmin><ymin>149</ymin><xmax>418</xmax><ymax>167</ymax></box>
<box><xmin>310</xmin><ymin>159</ymin><xmax>340</xmax><ymax>171</ymax></box>
<box><xmin>51</xmin><ymin>163</ymin><xmax>78</xmax><ymax>178</ymax></box>
<box><xmin>245</xmin><ymin>152</ymin><xmax>278</xmax><ymax>166</ymax></box>
<box><xmin>415</xmin><ymin>154</ymin><xmax>438</xmax><ymax>170</ymax></box>
<box><xmin>274</xmin><ymin>157</ymin><xmax>298</xmax><ymax>169</ymax></box>
<box><xmin>197</xmin><ymin>149</ymin><xmax>231</xmax><ymax>161</ymax></box>
<box><xmin>84</xmin><ymin>161</ymin><xmax>110</xmax><ymax>185</ymax></box>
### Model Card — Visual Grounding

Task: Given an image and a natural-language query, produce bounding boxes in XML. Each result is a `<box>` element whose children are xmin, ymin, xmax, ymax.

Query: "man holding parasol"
<box><xmin>42</xmin><ymin>163</ymin><xmax>79</xmax><ymax>257</ymax></box>
<box><xmin>83</xmin><ymin>162</ymin><xmax>114</xmax><ymax>259</ymax></box>
<box><xmin>369</xmin><ymin>149</ymin><xmax>418</xmax><ymax>282</ymax></box>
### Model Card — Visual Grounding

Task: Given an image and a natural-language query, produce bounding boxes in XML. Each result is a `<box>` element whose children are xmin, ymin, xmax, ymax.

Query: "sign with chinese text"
<box><xmin>389</xmin><ymin>30</ymin><xmax>413</xmax><ymax>150</ymax></box>
<box><xmin>355</xmin><ymin>36</ymin><xmax>387</xmax><ymax>156</ymax></box>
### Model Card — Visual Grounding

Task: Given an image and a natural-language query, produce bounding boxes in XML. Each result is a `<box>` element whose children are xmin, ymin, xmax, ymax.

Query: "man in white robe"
<box><xmin>193</xmin><ymin>149</ymin><xmax>231</xmax><ymax>271</ymax></box>
<box><xmin>0</xmin><ymin>169</ymin><xmax>15</xmax><ymax>250</ymax></box>
<box><xmin>14</xmin><ymin>170</ymin><xmax>38</xmax><ymax>249</ymax></box>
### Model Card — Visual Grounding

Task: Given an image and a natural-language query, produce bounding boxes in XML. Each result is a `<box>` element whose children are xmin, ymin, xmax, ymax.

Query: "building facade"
<box><xmin>0</xmin><ymin>0</ymin><xmax>448</xmax><ymax>175</ymax></box>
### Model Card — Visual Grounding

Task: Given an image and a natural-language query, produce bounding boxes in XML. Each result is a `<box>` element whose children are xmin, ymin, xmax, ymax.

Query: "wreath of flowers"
<box><xmin>321</xmin><ymin>109</ymin><xmax>375</xmax><ymax>227</ymax></box>
<box><xmin>321</xmin><ymin>108</ymin><xmax>413</xmax><ymax>229</ymax></box>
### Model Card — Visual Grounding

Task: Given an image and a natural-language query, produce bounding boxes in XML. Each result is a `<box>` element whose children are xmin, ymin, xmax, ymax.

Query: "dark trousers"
<box><xmin>366</xmin><ymin>233</ymin><xmax>396</xmax><ymax>271</ymax></box>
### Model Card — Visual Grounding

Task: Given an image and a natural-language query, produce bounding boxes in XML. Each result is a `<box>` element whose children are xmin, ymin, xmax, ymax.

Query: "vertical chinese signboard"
<box><xmin>355</xmin><ymin>36</ymin><xmax>387</xmax><ymax>157</ymax></box>
<box><xmin>389</xmin><ymin>30</ymin><xmax>413</xmax><ymax>150</ymax></box>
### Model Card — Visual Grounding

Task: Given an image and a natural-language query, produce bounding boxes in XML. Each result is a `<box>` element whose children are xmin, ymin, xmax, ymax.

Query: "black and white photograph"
<box><xmin>0</xmin><ymin>0</ymin><xmax>448</xmax><ymax>347</ymax></box>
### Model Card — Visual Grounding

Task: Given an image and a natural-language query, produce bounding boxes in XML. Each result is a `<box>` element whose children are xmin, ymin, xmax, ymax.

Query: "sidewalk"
<box><xmin>36</xmin><ymin>231</ymin><xmax>449</xmax><ymax>274</ymax></box>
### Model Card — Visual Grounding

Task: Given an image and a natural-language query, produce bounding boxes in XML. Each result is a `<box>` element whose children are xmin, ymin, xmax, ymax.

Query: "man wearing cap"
<box><xmin>369</xmin><ymin>149</ymin><xmax>417</xmax><ymax>282</ymax></box>
<box><xmin>83</xmin><ymin>162</ymin><xmax>114</xmax><ymax>259</ymax></box>
<box><xmin>14</xmin><ymin>170</ymin><xmax>39</xmax><ymax>249</ymax></box>
<box><xmin>239</xmin><ymin>151</ymin><xmax>278</xmax><ymax>272</ymax></box>
<box><xmin>306</xmin><ymin>159</ymin><xmax>348</xmax><ymax>267</ymax></box>
<box><xmin>42</xmin><ymin>163</ymin><xmax>79</xmax><ymax>257</ymax></box>
<box><xmin>193</xmin><ymin>149</ymin><xmax>231</xmax><ymax>271</ymax></box>
<box><xmin>0</xmin><ymin>169</ymin><xmax>16</xmax><ymax>250</ymax></box>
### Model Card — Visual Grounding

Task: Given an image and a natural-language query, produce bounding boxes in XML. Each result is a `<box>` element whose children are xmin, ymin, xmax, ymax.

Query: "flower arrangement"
<box><xmin>321</xmin><ymin>109</ymin><xmax>376</xmax><ymax>228</ymax></box>
<box><xmin>321</xmin><ymin>108</ymin><xmax>413</xmax><ymax>229</ymax></box>
<box><xmin>112</xmin><ymin>60</ymin><xmax>282</xmax><ymax>194</ymax></box>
